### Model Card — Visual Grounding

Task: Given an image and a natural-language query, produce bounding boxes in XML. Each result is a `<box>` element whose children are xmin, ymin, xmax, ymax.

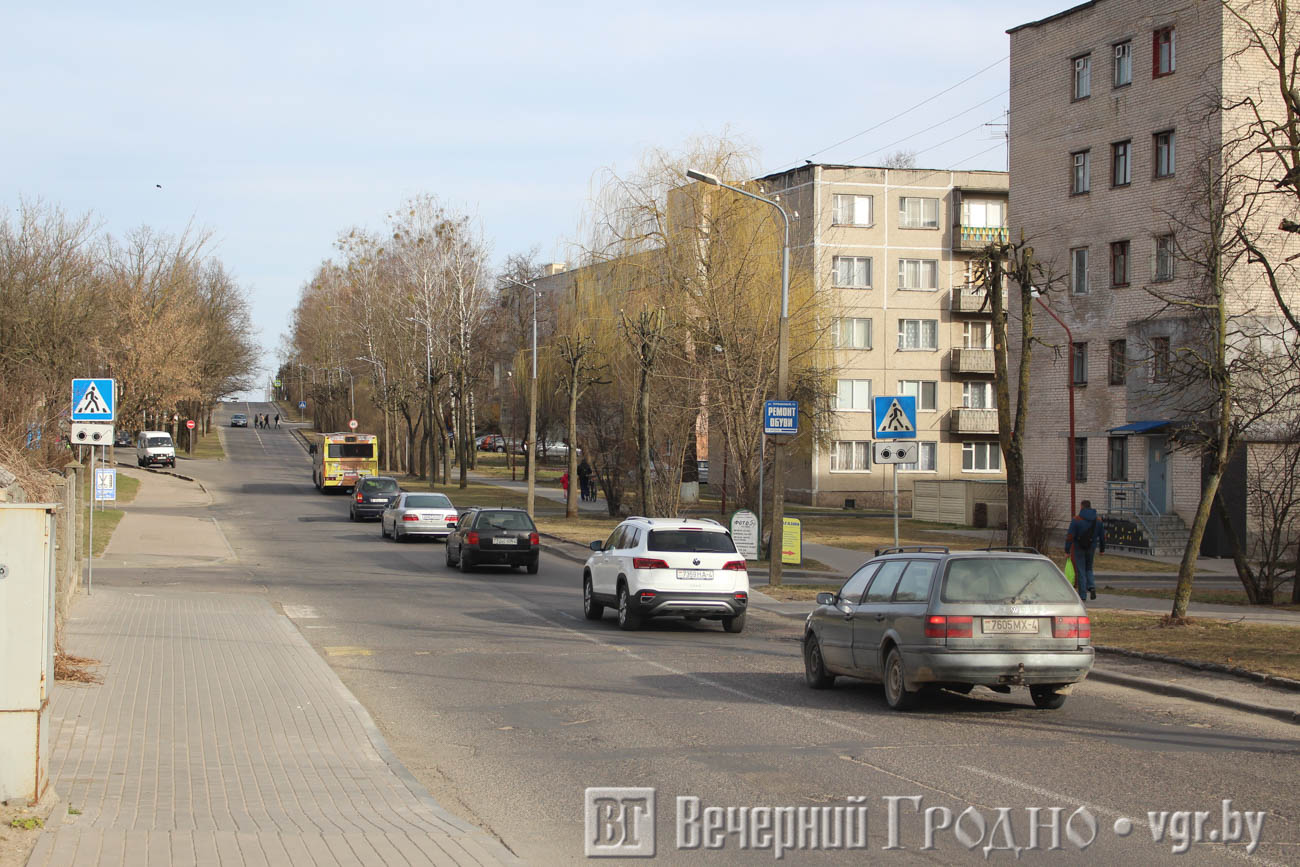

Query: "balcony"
<box><xmin>957</xmin><ymin>225</ymin><xmax>1009</xmax><ymax>251</ymax></box>
<box><xmin>950</xmin><ymin>407</ymin><xmax>999</xmax><ymax>434</ymax></box>
<box><xmin>951</xmin><ymin>347</ymin><xmax>995</xmax><ymax>374</ymax></box>
<box><xmin>950</xmin><ymin>286</ymin><xmax>1007</xmax><ymax>314</ymax></box>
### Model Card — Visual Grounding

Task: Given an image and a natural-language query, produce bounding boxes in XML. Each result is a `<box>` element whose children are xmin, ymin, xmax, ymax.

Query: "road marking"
<box><xmin>323</xmin><ymin>646</ymin><xmax>372</xmax><ymax>657</ymax></box>
<box><xmin>282</xmin><ymin>605</ymin><xmax>320</xmax><ymax>619</ymax></box>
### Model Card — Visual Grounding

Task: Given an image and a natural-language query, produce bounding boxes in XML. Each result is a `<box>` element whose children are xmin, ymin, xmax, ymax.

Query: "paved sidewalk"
<box><xmin>30</xmin><ymin>588</ymin><xmax>513</xmax><ymax>866</ymax></box>
<box><xmin>464</xmin><ymin>470</ymin><xmax>606</xmax><ymax>514</ymax></box>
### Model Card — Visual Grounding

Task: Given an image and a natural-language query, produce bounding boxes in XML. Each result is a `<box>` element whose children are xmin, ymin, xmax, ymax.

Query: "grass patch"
<box><xmin>188</xmin><ymin>429</ymin><xmax>226</xmax><ymax>461</ymax></box>
<box><xmin>1091</xmin><ymin>610</ymin><xmax>1300</xmax><ymax>680</ymax></box>
<box><xmin>1099</xmin><ymin>586</ymin><xmax>1300</xmax><ymax>610</ymax></box>
<box><xmin>470</xmin><ymin>451</ymin><xmax>566</xmax><ymax>483</ymax></box>
<box><xmin>79</xmin><ymin>470</ymin><xmax>131</xmax><ymax>557</ymax></box>
<box><xmin>758</xmin><ymin>583</ymin><xmax>843</xmax><ymax>603</ymax></box>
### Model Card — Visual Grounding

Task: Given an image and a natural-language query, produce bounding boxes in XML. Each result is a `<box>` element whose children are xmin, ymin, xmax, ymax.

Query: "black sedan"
<box><xmin>445</xmin><ymin>508</ymin><xmax>540</xmax><ymax>573</ymax></box>
<box><xmin>348</xmin><ymin>476</ymin><xmax>402</xmax><ymax>521</ymax></box>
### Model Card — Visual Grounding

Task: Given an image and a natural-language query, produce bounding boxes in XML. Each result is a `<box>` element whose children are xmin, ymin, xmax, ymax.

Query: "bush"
<box><xmin>1024</xmin><ymin>478</ymin><xmax>1059</xmax><ymax>556</ymax></box>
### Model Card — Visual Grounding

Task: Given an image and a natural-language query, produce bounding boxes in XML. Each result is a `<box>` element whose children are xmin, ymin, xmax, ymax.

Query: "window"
<box><xmin>647</xmin><ymin>529</ymin><xmax>736</xmax><ymax>553</ymax></box>
<box><xmin>898</xmin><ymin>258</ymin><xmax>939</xmax><ymax>290</ymax></box>
<box><xmin>1154</xmin><ymin>130</ymin><xmax>1175</xmax><ymax>177</ymax></box>
<box><xmin>833</xmin><ymin>317</ymin><xmax>872</xmax><ymax>349</ymax></box>
<box><xmin>1111</xmin><ymin>240</ymin><xmax>1130</xmax><ymax>287</ymax></box>
<box><xmin>1072</xmin><ymin>247</ymin><xmax>1089</xmax><ymax>294</ymax></box>
<box><xmin>835</xmin><ymin>379</ymin><xmax>871</xmax><ymax>411</ymax></box>
<box><xmin>832</xmin><ymin>256</ymin><xmax>873</xmax><ymax>289</ymax></box>
<box><xmin>898</xmin><ymin>319</ymin><xmax>938</xmax><ymax>350</ymax></box>
<box><xmin>962</xmin><ymin>441</ymin><xmax>1002</xmax><ymax>472</ymax></box>
<box><xmin>963</xmin><ymin>320</ymin><xmax>992</xmax><ymax>349</ymax></box>
<box><xmin>963</xmin><ymin>381</ymin><xmax>994</xmax><ymax>408</ymax></box>
<box><xmin>897</xmin><ymin>379</ymin><xmax>937</xmax><ymax>411</ymax></box>
<box><xmin>892</xmin><ymin>561</ymin><xmax>938</xmax><ymax>602</ymax></box>
<box><xmin>1154</xmin><ymin>26</ymin><xmax>1175</xmax><ymax>77</ymax></box>
<box><xmin>899</xmin><ymin>441</ymin><xmax>938</xmax><ymax>472</ymax></box>
<box><xmin>1155</xmin><ymin>234</ymin><xmax>1175</xmax><ymax>280</ymax></box>
<box><xmin>832</xmin><ymin>194</ymin><xmax>873</xmax><ymax>226</ymax></box>
<box><xmin>837</xmin><ymin>563</ymin><xmax>880</xmax><ymax>604</ymax></box>
<box><xmin>1109</xmin><ymin>339</ymin><xmax>1127</xmax><ymax>385</ymax></box>
<box><xmin>1114</xmin><ymin>40</ymin><xmax>1132</xmax><ymax>86</ymax></box>
<box><xmin>1152</xmin><ymin>336</ymin><xmax>1171</xmax><ymax>382</ymax></box>
<box><xmin>1073</xmin><ymin>437</ymin><xmax>1088</xmax><ymax>482</ymax></box>
<box><xmin>1072</xmin><ymin>150</ymin><xmax>1091</xmax><ymax>194</ymax></box>
<box><xmin>865</xmin><ymin>561</ymin><xmax>907</xmax><ymax>601</ymax></box>
<box><xmin>899</xmin><ymin>197</ymin><xmax>939</xmax><ymax>229</ymax></box>
<box><xmin>963</xmin><ymin>198</ymin><xmax>1005</xmax><ymax>228</ymax></box>
<box><xmin>1108</xmin><ymin>436</ymin><xmax>1128</xmax><ymax>481</ymax></box>
<box><xmin>1073</xmin><ymin>54</ymin><xmax>1091</xmax><ymax>99</ymax></box>
<box><xmin>1112</xmin><ymin>140</ymin><xmax>1131</xmax><ymax>186</ymax></box>
<box><xmin>1072</xmin><ymin>342</ymin><xmax>1088</xmax><ymax>384</ymax></box>
<box><xmin>830</xmin><ymin>440</ymin><xmax>871</xmax><ymax>472</ymax></box>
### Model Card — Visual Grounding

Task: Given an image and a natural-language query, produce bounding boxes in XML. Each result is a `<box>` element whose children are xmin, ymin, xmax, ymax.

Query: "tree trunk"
<box><xmin>638</xmin><ymin>366</ymin><xmax>651</xmax><ymax>515</ymax></box>
<box><xmin>566</xmin><ymin>378</ymin><xmax>579</xmax><ymax>519</ymax></box>
<box><xmin>458</xmin><ymin>370</ymin><xmax>469</xmax><ymax>489</ymax></box>
<box><xmin>1215</xmin><ymin>491</ymin><xmax>1261</xmax><ymax>603</ymax></box>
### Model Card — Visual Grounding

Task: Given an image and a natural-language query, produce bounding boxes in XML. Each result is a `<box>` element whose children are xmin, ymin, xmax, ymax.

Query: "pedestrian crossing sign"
<box><xmin>71</xmin><ymin>378</ymin><xmax>115</xmax><ymax>422</ymax></box>
<box><xmin>873</xmin><ymin>395</ymin><xmax>917</xmax><ymax>439</ymax></box>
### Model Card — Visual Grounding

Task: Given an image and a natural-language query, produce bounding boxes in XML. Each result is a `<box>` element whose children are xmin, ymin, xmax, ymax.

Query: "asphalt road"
<box><xmin>98</xmin><ymin>401</ymin><xmax>1300</xmax><ymax>865</ymax></box>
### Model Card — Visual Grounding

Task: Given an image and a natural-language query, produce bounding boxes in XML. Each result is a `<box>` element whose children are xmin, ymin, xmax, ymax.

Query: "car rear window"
<box><xmin>647</xmin><ymin>530</ymin><xmax>736</xmax><ymax>553</ymax></box>
<box><xmin>361</xmin><ymin>478</ymin><xmax>399</xmax><ymax>493</ymax></box>
<box><xmin>476</xmin><ymin>511</ymin><xmax>536</xmax><ymax>531</ymax></box>
<box><xmin>405</xmin><ymin>494</ymin><xmax>451</xmax><ymax>508</ymax></box>
<box><xmin>941</xmin><ymin>558</ymin><xmax>1079</xmax><ymax>604</ymax></box>
<box><xmin>146</xmin><ymin>437</ymin><xmax>172</xmax><ymax>447</ymax></box>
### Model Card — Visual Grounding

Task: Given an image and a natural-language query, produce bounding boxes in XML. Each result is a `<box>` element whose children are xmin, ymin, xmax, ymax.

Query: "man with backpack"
<box><xmin>1065</xmin><ymin>500</ymin><xmax>1106</xmax><ymax>601</ymax></box>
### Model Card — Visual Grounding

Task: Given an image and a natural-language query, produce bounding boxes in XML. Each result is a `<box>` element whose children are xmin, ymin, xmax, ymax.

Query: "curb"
<box><xmin>1094</xmin><ymin>645</ymin><xmax>1300</xmax><ymax>692</ymax></box>
<box><xmin>1086</xmin><ymin>668</ymin><xmax>1300</xmax><ymax>725</ymax></box>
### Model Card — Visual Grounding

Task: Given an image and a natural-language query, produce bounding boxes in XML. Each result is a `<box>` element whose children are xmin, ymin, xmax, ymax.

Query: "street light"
<box><xmin>687</xmin><ymin>168</ymin><xmax>792</xmax><ymax>586</ymax></box>
<box><xmin>504</xmin><ymin>277</ymin><xmax>540</xmax><ymax>518</ymax></box>
<box><xmin>1031</xmin><ymin>288</ymin><xmax>1077</xmax><ymax>516</ymax></box>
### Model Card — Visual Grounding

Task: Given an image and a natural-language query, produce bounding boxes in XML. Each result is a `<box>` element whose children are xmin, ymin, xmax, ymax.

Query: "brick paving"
<box><xmin>29</xmin><ymin>588</ymin><xmax>513</xmax><ymax>866</ymax></box>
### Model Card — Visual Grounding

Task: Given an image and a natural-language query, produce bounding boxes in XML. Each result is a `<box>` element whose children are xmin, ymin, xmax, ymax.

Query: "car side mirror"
<box><xmin>815</xmin><ymin>592</ymin><xmax>836</xmax><ymax>607</ymax></box>
<box><xmin>589</xmin><ymin>541</ymin><xmax>603</xmax><ymax>551</ymax></box>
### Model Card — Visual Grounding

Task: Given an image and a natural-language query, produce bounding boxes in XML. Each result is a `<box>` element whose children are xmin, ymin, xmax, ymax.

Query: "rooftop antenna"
<box><xmin>984</xmin><ymin>109</ymin><xmax>1009</xmax><ymax>173</ymax></box>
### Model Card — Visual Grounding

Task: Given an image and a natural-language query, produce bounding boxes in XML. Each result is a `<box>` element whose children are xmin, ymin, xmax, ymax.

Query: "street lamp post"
<box><xmin>505</xmin><ymin>278</ymin><xmax>540</xmax><ymax>518</ymax></box>
<box><xmin>1032</xmin><ymin>290</ymin><xmax>1077</xmax><ymax>516</ymax></box>
<box><xmin>687</xmin><ymin>169</ymin><xmax>791</xmax><ymax>586</ymax></box>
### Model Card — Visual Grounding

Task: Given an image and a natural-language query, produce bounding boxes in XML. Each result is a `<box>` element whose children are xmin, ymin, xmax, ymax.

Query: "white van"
<box><xmin>136</xmin><ymin>431</ymin><xmax>176</xmax><ymax>468</ymax></box>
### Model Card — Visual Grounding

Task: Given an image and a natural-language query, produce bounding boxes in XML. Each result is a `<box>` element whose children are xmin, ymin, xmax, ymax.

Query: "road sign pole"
<box><xmin>893</xmin><ymin>464</ymin><xmax>899</xmax><ymax>548</ymax></box>
<box><xmin>757</xmin><ymin>433</ymin><xmax>765</xmax><ymax>561</ymax></box>
<box><xmin>87</xmin><ymin>446</ymin><xmax>95</xmax><ymax>596</ymax></box>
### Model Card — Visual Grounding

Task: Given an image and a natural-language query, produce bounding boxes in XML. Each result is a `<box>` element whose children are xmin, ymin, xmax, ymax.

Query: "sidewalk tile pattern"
<box><xmin>28</xmin><ymin>589</ymin><xmax>511</xmax><ymax>866</ymax></box>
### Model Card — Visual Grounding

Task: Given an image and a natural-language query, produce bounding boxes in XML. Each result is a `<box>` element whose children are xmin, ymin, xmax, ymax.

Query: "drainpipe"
<box><xmin>1033</xmin><ymin>293</ymin><xmax>1076</xmax><ymax>516</ymax></box>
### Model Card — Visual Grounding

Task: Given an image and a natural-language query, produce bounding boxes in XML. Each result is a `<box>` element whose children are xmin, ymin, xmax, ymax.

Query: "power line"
<box><xmin>844</xmin><ymin>93</ymin><xmax>1008</xmax><ymax>165</ymax></box>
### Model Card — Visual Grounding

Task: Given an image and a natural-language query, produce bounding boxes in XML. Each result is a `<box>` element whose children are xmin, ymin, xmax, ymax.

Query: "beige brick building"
<box><xmin>1008</xmin><ymin>0</ymin><xmax>1284</xmax><ymax>553</ymax></box>
<box><xmin>754</xmin><ymin>164</ymin><xmax>1009</xmax><ymax>509</ymax></box>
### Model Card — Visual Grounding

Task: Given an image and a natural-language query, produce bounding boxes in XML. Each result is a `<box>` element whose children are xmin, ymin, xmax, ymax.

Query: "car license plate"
<box><xmin>370</xmin><ymin>498</ymin><xmax>387</xmax><ymax>503</ymax></box>
<box><xmin>983</xmin><ymin>618</ymin><xmax>1039</xmax><ymax>634</ymax></box>
<box><xmin>676</xmin><ymin>569</ymin><xmax>712</xmax><ymax>581</ymax></box>
<box><xmin>492</xmin><ymin>537</ymin><xmax>516</xmax><ymax>546</ymax></box>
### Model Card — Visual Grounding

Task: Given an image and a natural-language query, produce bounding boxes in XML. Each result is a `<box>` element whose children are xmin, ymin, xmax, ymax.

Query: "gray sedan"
<box><xmin>802</xmin><ymin>547</ymin><xmax>1093</xmax><ymax>710</ymax></box>
<box><xmin>380</xmin><ymin>492</ymin><xmax>458</xmax><ymax>542</ymax></box>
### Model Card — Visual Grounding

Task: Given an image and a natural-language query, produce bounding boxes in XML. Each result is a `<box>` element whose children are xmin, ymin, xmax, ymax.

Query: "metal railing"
<box><xmin>958</xmin><ymin>225</ymin><xmax>1009</xmax><ymax>248</ymax></box>
<box><xmin>1105</xmin><ymin>481</ymin><xmax>1162</xmax><ymax>550</ymax></box>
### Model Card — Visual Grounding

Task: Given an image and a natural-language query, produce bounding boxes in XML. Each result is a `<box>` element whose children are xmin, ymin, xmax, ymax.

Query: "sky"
<box><xmin>4</xmin><ymin>0</ymin><xmax>1070</xmax><ymax>386</ymax></box>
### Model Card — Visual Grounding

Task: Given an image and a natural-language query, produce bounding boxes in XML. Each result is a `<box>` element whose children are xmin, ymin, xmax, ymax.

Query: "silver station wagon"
<box><xmin>802</xmin><ymin>547</ymin><xmax>1093</xmax><ymax>710</ymax></box>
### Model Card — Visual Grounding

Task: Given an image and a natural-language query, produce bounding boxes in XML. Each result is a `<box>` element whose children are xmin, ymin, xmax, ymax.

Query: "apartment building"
<box><xmin>1008</xmin><ymin>0</ymin><xmax>1285</xmax><ymax>553</ymax></box>
<box><xmin>754</xmin><ymin>164</ymin><xmax>1010</xmax><ymax>509</ymax></box>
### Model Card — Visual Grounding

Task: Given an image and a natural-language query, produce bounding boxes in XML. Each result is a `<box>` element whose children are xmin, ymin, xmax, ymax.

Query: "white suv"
<box><xmin>582</xmin><ymin>517</ymin><xmax>749</xmax><ymax>632</ymax></box>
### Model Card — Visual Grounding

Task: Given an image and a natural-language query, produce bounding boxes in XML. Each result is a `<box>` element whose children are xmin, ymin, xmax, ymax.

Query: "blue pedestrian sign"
<box><xmin>94</xmin><ymin>467</ymin><xmax>117</xmax><ymax>501</ymax></box>
<box><xmin>873</xmin><ymin>395</ymin><xmax>917</xmax><ymax>439</ymax></box>
<box><xmin>298</xmin><ymin>400</ymin><xmax>307</xmax><ymax>410</ymax></box>
<box><xmin>71</xmin><ymin>378</ymin><xmax>115</xmax><ymax>422</ymax></box>
<box><xmin>764</xmin><ymin>400</ymin><xmax>799</xmax><ymax>435</ymax></box>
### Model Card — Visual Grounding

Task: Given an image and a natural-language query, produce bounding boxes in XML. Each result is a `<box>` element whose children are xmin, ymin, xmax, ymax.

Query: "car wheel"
<box><xmin>1030</xmin><ymin>686</ymin><xmax>1068</xmax><ymax>709</ymax></box>
<box><xmin>722</xmin><ymin>613</ymin><xmax>746</xmax><ymax>633</ymax></box>
<box><xmin>458</xmin><ymin>550</ymin><xmax>474</xmax><ymax>573</ymax></box>
<box><xmin>803</xmin><ymin>634</ymin><xmax>836</xmax><ymax>689</ymax></box>
<box><xmin>395</xmin><ymin>525</ymin><xmax>406</xmax><ymax>542</ymax></box>
<box><xmin>381</xmin><ymin>521</ymin><xmax>389</xmax><ymax>538</ymax></box>
<box><xmin>617</xmin><ymin>586</ymin><xmax>640</xmax><ymax>630</ymax></box>
<box><xmin>445</xmin><ymin>544</ymin><xmax>456</xmax><ymax>568</ymax></box>
<box><xmin>526</xmin><ymin>557</ymin><xmax>539</xmax><ymax>575</ymax></box>
<box><xmin>348</xmin><ymin>508</ymin><xmax>356</xmax><ymax>522</ymax></box>
<box><xmin>583</xmin><ymin>577</ymin><xmax>604</xmax><ymax>620</ymax></box>
<box><xmin>883</xmin><ymin>648</ymin><xmax>917</xmax><ymax>711</ymax></box>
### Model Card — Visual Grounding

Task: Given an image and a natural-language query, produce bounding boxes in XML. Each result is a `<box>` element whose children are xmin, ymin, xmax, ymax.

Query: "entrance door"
<box><xmin>1146</xmin><ymin>435</ymin><xmax>1169</xmax><ymax>514</ymax></box>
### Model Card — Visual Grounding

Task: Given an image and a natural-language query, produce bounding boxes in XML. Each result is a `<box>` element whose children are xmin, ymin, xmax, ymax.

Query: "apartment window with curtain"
<box><xmin>962</xmin><ymin>381</ymin><xmax>994</xmax><ymax>408</ymax></box>
<box><xmin>1073</xmin><ymin>54</ymin><xmax>1091</xmax><ymax>99</ymax></box>
<box><xmin>1155</xmin><ymin>130</ymin><xmax>1175</xmax><ymax>177</ymax></box>
<box><xmin>1112</xmin><ymin>140</ymin><xmax>1131</xmax><ymax>186</ymax></box>
<box><xmin>835</xmin><ymin>379</ymin><xmax>871</xmax><ymax>411</ymax></box>
<box><xmin>898</xmin><ymin>319</ymin><xmax>938</xmax><ymax>350</ymax></box>
<box><xmin>899</xmin><ymin>442</ymin><xmax>937</xmax><ymax>472</ymax></box>
<box><xmin>1072</xmin><ymin>247</ymin><xmax>1089</xmax><ymax>294</ymax></box>
<box><xmin>963</xmin><ymin>198</ymin><xmax>1005</xmax><ymax>227</ymax></box>
<box><xmin>1153</xmin><ymin>26</ymin><xmax>1175</xmax><ymax>77</ymax></box>
<box><xmin>898</xmin><ymin>258</ymin><xmax>939</xmax><ymax>290</ymax></box>
<box><xmin>1072</xmin><ymin>342</ymin><xmax>1088</xmax><ymax>384</ymax></box>
<box><xmin>963</xmin><ymin>320</ymin><xmax>992</xmax><ymax>349</ymax></box>
<box><xmin>832</xmin><ymin>194</ymin><xmax>873</xmax><ymax>226</ymax></box>
<box><xmin>1155</xmin><ymin>234</ymin><xmax>1175</xmax><ymax>280</ymax></box>
<box><xmin>830</xmin><ymin>441</ymin><xmax>871</xmax><ymax>472</ymax></box>
<box><xmin>832</xmin><ymin>256</ymin><xmax>873</xmax><ymax>289</ymax></box>
<box><xmin>1074</xmin><ymin>437</ymin><xmax>1088</xmax><ymax>482</ymax></box>
<box><xmin>1111</xmin><ymin>240</ymin><xmax>1130</xmax><ymax>287</ymax></box>
<box><xmin>1114</xmin><ymin>40</ymin><xmax>1132</xmax><ymax>86</ymax></box>
<box><xmin>1072</xmin><ymin>150</ymin><xmax>1091</xmax><ymax>194</ymax></box>
<box><xmin>898</xmin><ymin>197</ymin><xmax>939</xmax><ymax>229</ymax></box>
<box><xmin>963</xmin><ymin>442</ymin><xmax>1001</xmax><ymax>472</ymax></box>
<box><xmin>833</xmin><ymin>317</ymin><xmax>872</xmax><ymax>349</ymax></box>
<box><xmin>1152</xmin><ymin>336</ymin><xmax>1171</xmax><ymax>382</ymax></box>
<box><xmin>1109</xmin><ymin>339</ymin><xmax>1127</xmax><ymax>385</ymax></box>
<box><xmin>1108</xmin><ymin>436</ymin><xmax>1128</xmax><ymax>481</ymax></box>
<box><xmin>897</xmin><ymin>379</ymin><xmax>937</xmax><ymax>411</ymax></box>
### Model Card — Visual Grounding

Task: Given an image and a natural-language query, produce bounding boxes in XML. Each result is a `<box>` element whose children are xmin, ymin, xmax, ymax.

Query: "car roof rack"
<box><xmin>980</xmin><ymin>546</ymin><xmax>1042</xmax><ymax>555</ymax></box>
<box><xmin>873</xmin><ymin>545</ymin><xmax>951</xmax><ymax>556</ymax></box>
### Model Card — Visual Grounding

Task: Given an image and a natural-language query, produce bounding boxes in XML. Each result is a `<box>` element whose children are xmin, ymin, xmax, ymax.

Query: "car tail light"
<box><xmin>529</xmin><ymin>532</ymin><xmax>540</xmax><ymax>546</ymax></box>
<box><xmin>733</xmin><ymin>592</ymin><xmax>748</xmax><ymax>603</ymax></box>
<box><xmin>925</xmin><ymin>615</ymin><xmax>973</xmax><ymax>638</ymax></box>
<box><xmin>722</xmin><ymin>560</ymin><xmax>746</xmax><ymax>571</ymax></box>
<box><xmin>355</xmin><ymin>493</ymin><xmax>364</xmax><ymax>502</ymax></box>
<box><xmin>402</xmin><ymin>514</ymin><xmax>419</xmax><ymax>522</ymax></box>
<box><xmin>632</xmin><ymin>557</ymin><xmax>669</xmax><ymax>570</ymax></box>
<box><xmin>1053</xmin><ymin>616</ymin><xmax>1090</xmax><ymax>639</ymax></box>
<box><xmin>638</xmin><ymin>590</ymin><xmax>657</xmax><ymax>603</ymax></box>
<box><xmin>466</xmin><ymin>531</ymin><xmax>479</xmax><ymax>545</ymax></box>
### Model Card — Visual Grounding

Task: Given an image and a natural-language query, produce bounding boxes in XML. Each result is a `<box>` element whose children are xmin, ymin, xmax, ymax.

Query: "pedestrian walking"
<box><xmin>577</xmin><ymin>457</ymin><xmax>593</xmax><ymax>501</ymax></box>
<box><xmin>1065</xmin><ymin>499</ymin><xmax>1106</xmax><ymax>601</ymax></box>
<box><xmin>274</xmin><ymin>413</ymin><xmax>280</xmax><ymax>428</ymax></box>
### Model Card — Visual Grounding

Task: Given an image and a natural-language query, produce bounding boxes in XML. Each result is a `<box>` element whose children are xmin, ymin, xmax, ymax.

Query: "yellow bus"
<box><xmin>311</xmin><ymin>432</ymin><xmax>379</xmax><ymax>492</ymax></box>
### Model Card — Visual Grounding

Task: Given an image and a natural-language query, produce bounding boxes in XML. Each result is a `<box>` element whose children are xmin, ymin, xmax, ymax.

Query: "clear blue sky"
<box><xmin>4</xmin><ymin>0</ymin><xmax>1067</xmax><ymax>382</ymax></box>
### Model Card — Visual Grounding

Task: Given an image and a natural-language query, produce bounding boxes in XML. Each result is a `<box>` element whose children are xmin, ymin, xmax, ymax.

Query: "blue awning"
<box><xmin>1108</xmin><ymin>420</ymin><xmax>1170</xmax><ymax>434</ymax></box>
